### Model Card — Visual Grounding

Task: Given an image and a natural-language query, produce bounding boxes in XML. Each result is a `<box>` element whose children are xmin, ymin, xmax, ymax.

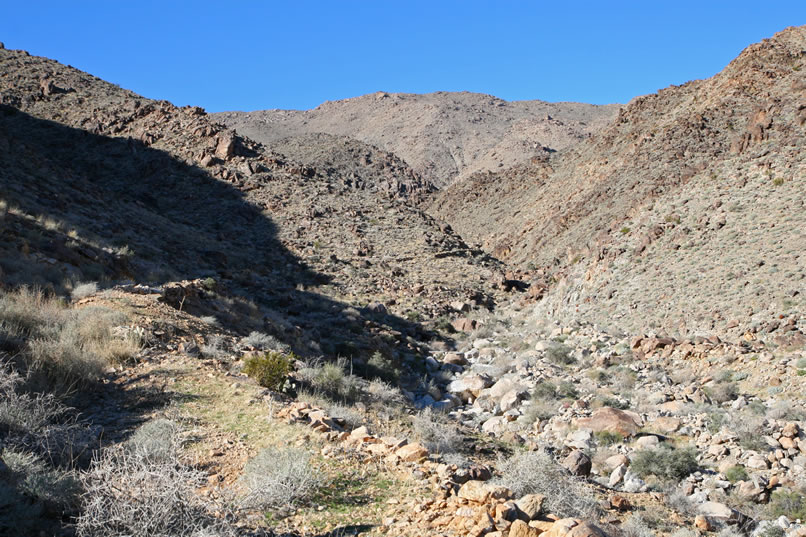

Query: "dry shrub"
<box><xmin>495</xmin><ymin>450</ymin><xmax>599</xmax><ymax>520</ymax></box>
<box><xmin>239</xmin><ymin>446</ymin><xmax>323</xmax><ymax>510</ymax></box>
<box><xmin>70</xmin><ymin>282</ymin><xmax>98</xmax><ymax>301</ymax></box>
<box><xmin>76</xmin><ymin>420</ymin><xmax>236</xmax><ymax>537</ymax></box>
<box><xmin>412</xmin><ymin>407</ymin><xmax>463</xmax><ymax>454</ymax></box>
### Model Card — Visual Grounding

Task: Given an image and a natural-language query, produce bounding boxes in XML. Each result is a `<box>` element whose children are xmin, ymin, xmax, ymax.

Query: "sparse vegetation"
<box><xmin>495</xmin><ymin>449</ymin><xmax>599</xmax><ymax>519</ymax></box>
<box><xmin>240</xmin><ymin>446</ymin><xmax>323</xmax><ymax>511</ymax></box>
<box><xmin>76</xmin><ymin>420</ymin><xmax>236</xmax><ymax>537</ymax></box>
<box><xmin>412</xmin><ymin>407</ymin><xmax>462</xmax><ymax>454</ymax></box>
<box><xmin>724</xmin><ymin>465</ymin><xmax>749</xmax><ymax>483</ymax></box>
<box><xmin>298</xmin><ymin>357</ymin><xmax>361</xmax><ymax>402</ymax></box>
<box><xmin>631</xmin><ymin>445</ymin><xmax>700</xmax><ymax>481</ymax></box>
<box><xmin>243</xmin><ymin>351</ymin><xmax>294</xmax><ymax>391</ymax></box>
<box><xmin>0</xmin><ymin>288</ymin><xmax>140</xmax><ymax>391</ymax></box>
<box><xmin>767</xmin><ymin>488</ymin><xmax>806</xmax><ymax>522</ymax></box>
<box><xmin>546</xmin><ymin>343</ymin><xmax>575</xmax><ymax>365</ymax></box>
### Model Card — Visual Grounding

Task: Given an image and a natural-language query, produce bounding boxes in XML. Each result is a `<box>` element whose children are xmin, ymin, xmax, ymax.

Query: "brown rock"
<box><xmin>458</xmin><ymin>480</ymin><xmax>492</xmax><ymax>504</ymax></box>
<box><xmin>515</xmin><ymin>494</ymin><xmax>546</xmax><ymax>520</ymax></box>
<box><xmin>574</xmin><ymin>407</ymin><xmax>643</xmax><ymax>437</ymax></box>
<box><xmin>452</xmin><ymin>317</ymin><xmax>478</xmax><ymax>332</ymax></box>
<box><xmin>395</xmin><ymin>442</ymin><xmax>428</xmax><ymax>462</ymax></box>
<box><xmin>782</xmin><ymin>422</ymin><xmax>800</xmax><ymax>438</ymax></box>
<box><xmin>543</xmin><ymin>518</ymin><xmax>608</xmax><ymax>537</ymax></box>
<box><xmin>510</xmin><ymin>519</ymin><xmax>542</xmax><ymax>537</ymax></box>
<box><xmin>694</xmin><ymin>515</ymin><xmax>713</xmax><ymax>532</ymax></box>
<box><xmin>215</xmin><ymin>133</ymin><xmax>236</xmax><ymax>160</ymax></box>
<box><xmin>609</xmin><ymin>495</ymin><xmax>631</xmax><ymax>511</ymax></box>
<box><xmin>562</xmin><ymin>450</ymin><xmax>592</xmax><ymax>476</ymax></box>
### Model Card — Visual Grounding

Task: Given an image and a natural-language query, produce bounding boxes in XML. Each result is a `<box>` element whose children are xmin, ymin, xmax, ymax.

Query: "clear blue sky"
<box><xmin>3</xmin><ymin>2</ymin><xmax>804</xmax><ymax>112</ymax></box>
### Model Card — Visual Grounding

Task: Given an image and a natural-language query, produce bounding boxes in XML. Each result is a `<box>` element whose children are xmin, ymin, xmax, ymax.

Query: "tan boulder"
<box><xmin>574</xmin><ymin>407</ymin><xmax>643</xmax><ymax>437</ymax></box>
<box><xmin>395</xmin><ymin>442</ymin><xmax>428</xmax><ymax>462</ymax></box>
<box><xmin>515</xmin><ymin>493</ymin><xmax>546</xmax><ymax>520</ymax></box>
<box><xmin>543</xmin><ymin>518</ymin><xmax>608</xmax><ymax>537</ymax></box>
<box><xmin>510</xmin><ymin>519</ymin><xmax>542</xmax><ymax>537</ymax></box>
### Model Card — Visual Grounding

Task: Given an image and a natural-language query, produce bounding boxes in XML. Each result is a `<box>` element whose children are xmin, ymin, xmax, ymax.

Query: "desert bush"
<box><xmin>243</xmin><ymin>351</ymin><xmax>293</xmax><ymax>391</ymax></box>
<box><xmin>631</xmin><ymin>445</ymin><xmax>700</xmax><ymax>481</ymax></box>
<box><xmin>240</xmin><ymin>331</ymin><xmax>289</xmax><ymax>353</ymax></box>
<box><xmin>619</xmin><ymin>515</ymin><xmax>656</xmax><ymax>537</ymax></box>
<box><xmin>594</xmin><ymin>430</ymin><xmax>625</xmax><ymax>446</ymax></box>
<box><xmin>756</xmin><ymin>526</ymin><xmax>786</xmax><ymax>537</ymax></box>
<box><xmin>668</xmin><ymin>530</ymin><xmax>699</xmax><ymax>537</ymax></box>
<box><xmin>76</xmin><ymin>421</ymin><xmax>235</xmax><ymax>537</ymax></box>
<box><xmin>767</xmin><ymin>488</ymin><xmax>806</xmax><ymax>521</ymax></box>
<box><xmin>412</xmin><ymin>407</ymin><xmax>462</xmax><ymax>454</ymax></box>
<box><xmin>532</xmin><ymin>381</ymin><xmax>557</xmax><ymax>399</ymax></box>
<box><xmin>724</xmin><ymin>465</ymin><xmax>749</xmax><ymax>483</ymax></box>
<box><xmin>521</xmin><ymin>398</ymin><xmax>558</xmax><ymax>425</ymax></box>
<box><xmin>367</xmin><ymin>379</ymin><xmax>403</xmax><ymax>404</ymax></box>
<box><xmin>704</xmin><ymin>381</ymin><xmax>739</xmax><ymax>403</ymax></box>
<box><xmin>495</xmin><ymin>450</ymin><xmax>598</xmax><ymax>519</ymax></box>
<box><xmin>70</xmin><ymin>282</ymin><xmax>98</xmax><ymax>301</ymax></box>
<box><xmin>365</xmin><ymin>351</ymin><xmax>400</xmax><ymax>382</ymax></box>
<box><xmin>546</xmin><ymin>343</ymin><xmax>575</xmax><ymax>365</ymax></box>
<box><xmin>200</xmin><ymin>335</ymin><xmax>227</xmax><ymax>359</ymax></box>
<box><xmin>298</xmin><ymin>357</ymin><xmax>361</xmax><ymax>402</ymax></box>
<box><xmin>766</xmin><ymin>400</ymin><xmax>806</xmax><ymax>421</ymax></box>
<box><xmin>0</xmin><ymin>289</ymin><xmax>139</xmax><ymax>390</ymax></box>
<box><xmin>556</xmin><ymin>381</ymin><xmax>579</xmax><ymax>400</ymax></box>
<box><xmin>325</xmin><ymin>403</ymin><xmax>364</xmax><ymax>429</ymax></box>
<box><xmin>0</xmin><ymin>365</ymin><xmax>67</xmax><ymax>436</ymax></box>
<box><xmin>125</xmin><ymin>419</ymin><xmax>180</xmax><ymax>463</ymax></box>
<box><xmin>2</xmin><ymin>447</ymin><xmax>81</xmax><ymax>511</ymax></box>
<box><xmin>239</xmin><ymin>446</ymin><xmax>322</xmax><ymax>510</ymax></box>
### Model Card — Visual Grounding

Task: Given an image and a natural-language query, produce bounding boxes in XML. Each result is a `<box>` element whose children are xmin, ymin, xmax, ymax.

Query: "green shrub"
<box><xmin>724</xmin><ymin>465</ymin><xmax>749</xmax><ymax>483</ymax></box>
<box><xmin>767</xmin><ymin>488</ymin><xmax>806</xmax><ymax>521</ymax></box>
<box><xmin>546</xmin><ymin>344</ymin><xmax>575</xmax><ymax>365</ymax></box>
<box><xmin>556</xmin><ymin>381</ymin><xmax>579</xmax><ymax>400</ymax></box>
<box><xmin>532</xmin><ymin>381</ymin><xmax>557</xmax><ymax>400</ymax></box>
<box><xmin>366</xmin><ymin>351</ymin><xmax>400</xmax><ymax>382</ymax></box>
<box><xmin>594</xmin><ymin>430</ymin><xmax>625</xmax><ymax>446</ymax></box>
<box><xmin>243</xmin><ymin>351</ymin><xmax>293</xmax><ymax>390</ymax></box>
<box><xmin>631</xmin><ymin>445</ymin><xmax>700</xmax><ymax>481</ymax></box>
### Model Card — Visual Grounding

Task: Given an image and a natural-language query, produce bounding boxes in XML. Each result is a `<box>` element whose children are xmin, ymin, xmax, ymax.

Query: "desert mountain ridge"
<box><xmin>213</xmin><ymin>91</ymin><xmax>621</xmax><ymax>188</ymax></box>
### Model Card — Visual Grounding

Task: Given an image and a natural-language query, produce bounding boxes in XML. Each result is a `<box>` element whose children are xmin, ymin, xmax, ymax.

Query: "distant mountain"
<box><xmin>429</xmin><ymin>25</ymin><xmax>806</xmax><ymax>337</ymax></box>
<box><xmin>213</xmin><ymin>91</ymin><xmax>620</xmax><ymax>187</ymax></box>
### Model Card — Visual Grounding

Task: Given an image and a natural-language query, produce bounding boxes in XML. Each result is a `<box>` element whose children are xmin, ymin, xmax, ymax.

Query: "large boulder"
<box><xmin>515</xmin><ymin>494</ymin><xmax>545</xmax><ymax>520</ymax></box>
<box><xmin>562</xmin><ymin>450</ymin><xmax>592</xmax><ymax>477</ymax></box>
<box><xmin>543</xmin><ymin>518</ymin><xmax>608</xmax><ymax>537</ymax></box>
<box><xmin>574</xmin><ymin>407</ymin><xmax>643</xmax><ymax>437</ymax></box>
<box><xmin>448</xmin><ymin>373</ymin><xmax>493</xmax><ymax>402</ymax></box>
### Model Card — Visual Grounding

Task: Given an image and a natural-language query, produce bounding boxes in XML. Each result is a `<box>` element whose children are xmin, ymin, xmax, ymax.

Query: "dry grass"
<box><xmin>0</xmin><ymin>288</ymin><xmax>141</xmax><ymax>391</ymax></box>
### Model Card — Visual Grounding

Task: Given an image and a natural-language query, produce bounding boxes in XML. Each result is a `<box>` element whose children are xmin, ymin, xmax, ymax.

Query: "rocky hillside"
<box><xmin>430</xmin><ymin>25</ymin><xmax>806</xmax><ymax>338</ymax></box>
<box><xmin>213</xmin><ymin>92</ymin><xmax>620</xmax><ymax>187</ymax></box>
<box><xmin>0</xmin><ymin>45</ymin><xmax>512</xmax><ymax>364</ymax></box>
